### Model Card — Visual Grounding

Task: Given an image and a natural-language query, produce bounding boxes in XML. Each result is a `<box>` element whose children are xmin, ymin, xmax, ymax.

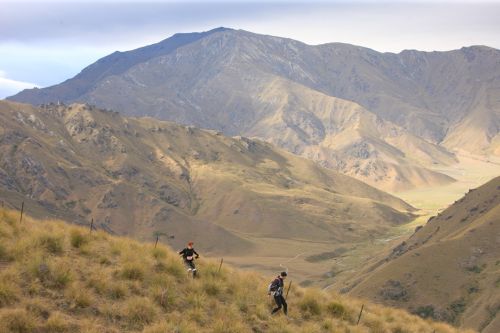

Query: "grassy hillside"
<box><xmin>0</xmin><ymin>208</ymin><xmax>469</xmax><ymax>333</ymax></box>
<box><xmin>348</xmin><ymin>177</ymin><xmax>500</xmax><ymax>332</ymax></box>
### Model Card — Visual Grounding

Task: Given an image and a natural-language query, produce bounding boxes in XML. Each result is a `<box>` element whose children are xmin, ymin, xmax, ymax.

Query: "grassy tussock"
<box><xmin>0</xmin><ymin>208</ymin><xmax>471</xmax><ymax>333</ymax></box>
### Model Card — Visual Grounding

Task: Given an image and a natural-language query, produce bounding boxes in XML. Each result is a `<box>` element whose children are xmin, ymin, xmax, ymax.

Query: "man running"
<box><xmin>269</xmin><ymin>271</ymin><xmax>288</xmax><ymax>315</ymax></box>
<box><xmin>179</xmin><ymin>241</ymin><xmax>200</xmax><ymax>278</ymax></box>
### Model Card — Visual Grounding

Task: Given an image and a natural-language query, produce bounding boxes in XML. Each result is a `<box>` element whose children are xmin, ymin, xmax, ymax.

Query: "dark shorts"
<box><xmin>184</xmin><ymin>260</ymin><xmax>196</xmax><ymax>271</ymax></box>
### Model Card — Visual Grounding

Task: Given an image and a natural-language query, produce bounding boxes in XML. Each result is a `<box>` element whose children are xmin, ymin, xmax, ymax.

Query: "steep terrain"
<box><xmin>0</xmin><ymin>100</ymin><xmax>414</xmax><ymax>257</ymax></box>
<box><xmin>247</xmin><ymin>78</ymin><xmax>455</xmax><ymax>191</ymax></box>
<box><xmin>9</xmin><ymin>29</ymin><xmax>500</xmax><ymax>190</ymax></box>
<box><xmin>347</xmin><ymin>177</ymin><xmax>500</xmax><ymax>333</ymax></box>
<box><xmin>0</xmin><ymin>208</ymin><xmax>468</xmax><ymax>333</ymax></box>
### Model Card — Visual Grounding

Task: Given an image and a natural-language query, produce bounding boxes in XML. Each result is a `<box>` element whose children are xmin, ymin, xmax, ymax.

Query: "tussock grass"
<box><xmin>0</xmin><ymin>208</ymin><xmax>471</xmax><ymax>332</ymax></box>
<box><xmin>69</xmin><ymin>229</ymin><xmax>89</xmax><ymax>248</ymax></box>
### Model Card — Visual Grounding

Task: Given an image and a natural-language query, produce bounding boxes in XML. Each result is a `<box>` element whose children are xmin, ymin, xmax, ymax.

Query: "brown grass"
<box><xmin>0</xmin><ymin>208</ymin><xmax>471</xmax><ymax>333</ymax></box>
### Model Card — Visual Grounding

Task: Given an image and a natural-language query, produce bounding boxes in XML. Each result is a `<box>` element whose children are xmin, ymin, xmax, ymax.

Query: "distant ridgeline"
<box><xmin>9</xmin><ymin>28</ymin><xmax>500</xmax><ymax>191</ymax></box>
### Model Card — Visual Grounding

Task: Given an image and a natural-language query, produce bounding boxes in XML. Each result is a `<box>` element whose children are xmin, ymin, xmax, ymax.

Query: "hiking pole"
<box><xmin>19</xmin><ymin>201</ymin><xmax>24</xmax><ymax>223</ymax></box>
<box><xmin>356</xmin><ymin>304</ymin><xmax>364</xmax><ymax>325</ymax></box>
<box><xmin>286</xmin><ymin>281</ymin><xmax>292</xmax><ymax>299</ymax></box>
<box><xmin>218</xmin><ymin>258</ymin><xmax>224</xmax><ymax>273</ymax></box>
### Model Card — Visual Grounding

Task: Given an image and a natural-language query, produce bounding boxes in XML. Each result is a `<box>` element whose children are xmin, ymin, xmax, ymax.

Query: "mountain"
<box><xmin>15</xmin><ymin>29</ymin><xmax>500</xmax><ymax>191</ymax></box>
<box><xmin>347</xmin><ymin>177</ymin><xmax>500</xmax><ymax>332</ymax></box>
<box><xmin>0</xmin><ymin>100</ymin><xmax>414</xmax><ymax>258</ymax></box>
<box><xmin>0</xmin><ymin>207</ymin><xmax>466</xmax><ymax>333</ymax></box>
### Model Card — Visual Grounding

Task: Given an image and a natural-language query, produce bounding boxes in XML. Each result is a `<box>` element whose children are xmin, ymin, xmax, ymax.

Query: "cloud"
<box><xmin>0</xmin><ymin>70</ymin><xmax>39</xmax><ymax>99</ymax></box>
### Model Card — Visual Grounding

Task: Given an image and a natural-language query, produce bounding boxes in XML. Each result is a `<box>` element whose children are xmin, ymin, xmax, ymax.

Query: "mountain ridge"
<box><xmin>8</xmin><ymin>28</ymin><xmax>500</xmax><ymax>191</ymax></box>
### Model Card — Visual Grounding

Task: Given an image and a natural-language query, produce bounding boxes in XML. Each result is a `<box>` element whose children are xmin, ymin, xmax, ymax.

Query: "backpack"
<box><xmin>267</xmin><ymin>278</ymin><xmax>279</xmax><ymax>294</ymax></box>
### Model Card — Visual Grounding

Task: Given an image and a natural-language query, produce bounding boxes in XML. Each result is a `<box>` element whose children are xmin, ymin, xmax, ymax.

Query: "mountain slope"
<box><xmin>348</xmin><ymin>177</ymin><xmax>500</xmax><ymax>332</ymax></box>
<box><xmin>0</xmin><ymin>208</ymin><xmax>468</xmax><ymax>333</ymax></box>
<box><xmin>9</xmin><ymin>27</ymin><xmax>231</xmax><ymax>105</ymax></box>
<box><xmin>0</xmin><ymin>100</ymin><xmax>414</xmax><ymax>257</ymax></box>
<box><xmin>10</xmin><ymin>29</ymin><xmax>489</xmax><ymax>191</ymax></box>
<box><xmin>247</xmin><ymin>77</ymin><xmax>456</xmax><ymax>191</ymax></box>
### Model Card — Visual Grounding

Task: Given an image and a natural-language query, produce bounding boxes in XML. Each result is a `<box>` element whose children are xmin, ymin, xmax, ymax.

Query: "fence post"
<box><xmin>218</xmin><ymin>258</ymin><xmax>224</xmax><ymax>273</ymax></box>
<box><xmin>20</xmin><ymin>201</ymin><xmax>25</xmax><ymax>223</ymax></box>
<box><xmin>356</xmin><ymin>304</ymin><xmax>365</xmax><ymax>325</ymax></box>
<box><xmin>89</xmin><ymin>218</ymin><xmax>94</xmax><ymax>234</ymax></box>
<box><xmin>286</xmin><ymin>280</ymin><xmax>293</xmax><ymax>299</ymax></box>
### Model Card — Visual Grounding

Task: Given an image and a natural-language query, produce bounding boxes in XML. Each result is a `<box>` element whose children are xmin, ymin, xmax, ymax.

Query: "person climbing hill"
<box><xmin>179</xmin><ymin>241</ymin><xmax>200</xmax><ymax>278</ymax></box>
<box><xmin>268</xmin><ymin>271</ymin><xmax>288</xmax><ymax>315</ymax></box>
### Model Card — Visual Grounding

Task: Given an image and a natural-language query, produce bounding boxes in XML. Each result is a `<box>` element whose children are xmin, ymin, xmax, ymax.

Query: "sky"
<box><xmin>1</xmin><ymin>0</ymin><xmax>500</xmax><ymax>98</ymax></box>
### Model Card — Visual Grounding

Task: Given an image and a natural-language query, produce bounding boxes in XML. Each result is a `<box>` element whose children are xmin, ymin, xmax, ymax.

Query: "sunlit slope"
<box><xmin>349</xmin><ymin>177</ymin><xmax>500</xmax><ymax>332</ymax></box>
<box><xmin>247</xmin><ymin>78</ymin><xmax>456</xmax><ymax>191</ymax></box>
<box><xmin>0</xmin><ymin>100</ymin><xmax>414</xmax><ymax>256</ymax></box>
<box><xmin>0</xmin><ymin>208</ymin><xmax>470</xmax><ymax>333</ymax></box>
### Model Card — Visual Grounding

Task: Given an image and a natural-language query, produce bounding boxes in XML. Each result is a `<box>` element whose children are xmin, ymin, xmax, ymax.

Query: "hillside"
<box><xmin>9</xmin><ymin>29</ymin><xmax>500</xmax><ymax>190</ymax></box>
<box><xmin>247</xmin><ymin>78</ymin><xmax>455</xmax><ymax>191</ymax></box>
<box><xmin>0</xmin><ymin>100</ymin><xmax>415</xmax><ymax>275</ymax></box>
<box><xmin>0</xmin><ymin>208</ymin><xmax>470</xmax><ymax>332</ymax></box>
<box><xmin>347</xmin><ymin>177</ymin><xmax>500</xmax><ymax>333</ymax></box>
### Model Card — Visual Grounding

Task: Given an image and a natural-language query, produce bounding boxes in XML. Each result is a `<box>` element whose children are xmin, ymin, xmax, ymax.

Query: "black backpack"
<box><xmin>268</xmin><ymin>278</ymin><xmax>280</xmax><ymax>293</ymax></box>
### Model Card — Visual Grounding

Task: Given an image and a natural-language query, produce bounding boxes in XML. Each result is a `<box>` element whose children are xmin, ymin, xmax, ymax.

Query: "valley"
<box><xmin>230</xmin><ymin>152</ymin><xmax>500</xmax><ymax>292</ymax></box>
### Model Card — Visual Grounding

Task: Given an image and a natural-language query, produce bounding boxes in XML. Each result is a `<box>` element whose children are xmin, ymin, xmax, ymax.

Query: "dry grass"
<box><xmin>0</xmin><ymin>208</ymin><xmax>471</xmax><ymax>333</ymax></box>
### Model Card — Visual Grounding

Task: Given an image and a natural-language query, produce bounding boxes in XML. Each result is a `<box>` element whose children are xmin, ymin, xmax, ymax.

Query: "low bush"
<box><xmin>70</xmin><ymin>230</ymin><xmax>89</xmax><ymax>248</ymax></box>
<box><xmin>0</xmin><ymin>308</ymin><xmax>37</xmax><ymax>333</ymax></box>
<box><xmin>37</xmin><ymin>234</ymin><xmax>64</xmax><ymax>255</ymax></box>
<box><xmin>123</xmin><ymin>296</ymin><xmax>157</xmax><ymax>328</ymax></box>
<box><xmin>121</xmin><ymin>263</ymin><xmax>145</xmax><ymax>281</ymax></box>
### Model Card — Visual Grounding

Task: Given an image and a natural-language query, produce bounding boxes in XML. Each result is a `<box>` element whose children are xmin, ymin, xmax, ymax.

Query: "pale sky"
<box><xmin>1</xmin><ymin>0</ymin><xmax>500</xmax><ymax>98</ymax></box>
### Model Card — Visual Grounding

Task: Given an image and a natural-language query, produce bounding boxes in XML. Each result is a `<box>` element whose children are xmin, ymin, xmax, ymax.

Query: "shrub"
<box><xmin>0</xmin><ymin>243</ymin><xmax>11</xmax><ymax>261</ymax></box>
<box><xmin>164</xmin><ymin>259</ymin><xmax>186</xmax><ymax>279</ymax></box>
<box><xmin>108</xmin><ymin>282</ymin><xmax>128</xmax><ymax>300</ymax></box>
<box><xmin>123</xmin><ymin>297</ymin><xmax>157</xmax><ymax>328</ymax></box>
<box><xmin>203</xmin><ymin>280</ymin><xmax>221</xmax><ymax>296</ymax></box>
<box><xmin>151</xmin><ymin>287</ymin><xmax>176</xmax><ymax>311</ymax></box>
<box><xmin>467</xmin><ymin>265</ymin><xmax>483</xmax><ymax>273</ymax></box>
<box><xmin>52</xmin><ymin>267</ymin><xmax>72</xmax><ymax>288</ymax></box>
<box><xmin>25</xmin><ymin>298</ymin><xmax>50</xmax><ymax>320</ymax></box>
<box><xmin>121</xmin><ymin>263</ymin><xmax>145</xmax><ymax>281</ymax></box>
<box><xmin>70</xmin><ymin>230</ymin><xmax>88</xmax><ymax>248</ymax></box>
<box><xmin>151</xmin><ymin>248</ymin><xmax>167</xmax><ymax>260</ymax></box>
<box><xmin>0</xmin><ymin>279</ymin><xmax>19</xmax><ymax>307</ymax></box>
<box><xmin>415</xmin><ymin>305</ymin><xmax>435</xmax><ymax>319</ymax></box>
<box><xmin>66</xmin><ymin>284</ymin><xmax>93</xmax><ymax>308</ymax></box>
<box><xmin>0</xmin><ymin>308</ymin><xmax>37</xmax><ymax>333</ymax></box>
<box><xmin>99</xmin><ymin>256</ymin><xmax>112</xmax><ymax>265</ymax></box>
<box><xmin>38</xmin><ymin>234</ymin><xmax>64</xmax><ymax>255</ymax></box>
<box><xmin>326</xmin><ymin>301</ymin><xmax>349</xmax><ymax>320</ymax></box>
<box><xmin>299</xmin><ymin>294</ymin><xmax>322</xmax><ymax>317</ymax></box>
<box><xmin>44</xmin><ymin>312</ymin><xmax>73</xmax><ymax>332</ymax></box>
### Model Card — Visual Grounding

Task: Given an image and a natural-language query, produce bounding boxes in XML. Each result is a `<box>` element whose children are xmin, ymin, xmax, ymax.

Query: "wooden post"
<box><xmin>89</xmin><ymin>218</ymin><xmax>94</xmax><ymax>234</ymax></box>
<box><xmin>217</xmin><ymin>258</ymin><xmax>224</xmax><ymax>273</ymax></box>
<box><xmin>19</xmin><ymin>201</ymin><xmax>24</xmax><ymax>223</ymax></box>
<box><xmin>286</xmin><ymin>280</ymin><xmax>293</xmax><ymax>299</ymax></box>
<box><xmin>155</xmin><ymin>234</ymin><xmax>159</xmax><ymax>248</ymax></box>
<box><xmin>356</xmin><ymin>304</ymin><xmax>365</xmax><ymax>325</ymax></box>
